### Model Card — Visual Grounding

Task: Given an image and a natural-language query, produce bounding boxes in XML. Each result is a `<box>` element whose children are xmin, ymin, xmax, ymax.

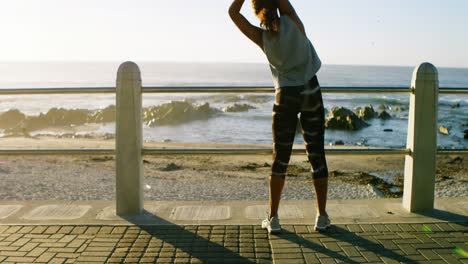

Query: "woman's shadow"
<box><xmin>270</xmin><ymin>225</ymin><xmax>416</xmax><ymax>264</ymax></box>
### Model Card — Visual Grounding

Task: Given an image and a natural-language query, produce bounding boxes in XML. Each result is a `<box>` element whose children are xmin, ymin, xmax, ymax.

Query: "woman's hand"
<box><xmin>229</xmin><ymin>0</ymin><xmax>264</xmax><ymax>49</ymax></box>
<box><xmin>228</xmin><ymin>0</ymin><xmax>245</xmax><ymax>16</ymax></box>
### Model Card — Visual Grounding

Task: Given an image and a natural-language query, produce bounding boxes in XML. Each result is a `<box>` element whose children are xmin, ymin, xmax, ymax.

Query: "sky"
<box><xmin>1</xmin><ymin>0</ymin><xmax>467</xmax><ymax>67</ymax></box>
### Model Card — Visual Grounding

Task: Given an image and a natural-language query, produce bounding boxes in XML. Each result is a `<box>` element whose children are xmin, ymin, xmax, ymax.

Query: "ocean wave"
<box><xmin>329</xmin><ymin>97</ymin><xmax>408</xmax><ymax>106</ymax></box>
<box><xmin>438</xmin><ymin>99</ymin><xmax>468</xmax><ymax>107</ymax></box>
<box><xmin>205</xmin><ymin>94</ymin><xmax>273</xmax><ymax>104</ymax></box>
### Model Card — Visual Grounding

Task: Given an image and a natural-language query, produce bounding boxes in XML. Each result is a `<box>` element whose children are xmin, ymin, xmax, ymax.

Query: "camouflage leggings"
<box><xmin>271</xmin><ymin>76</ymin><xmax>328</xmax><ymax>179</ymax></box>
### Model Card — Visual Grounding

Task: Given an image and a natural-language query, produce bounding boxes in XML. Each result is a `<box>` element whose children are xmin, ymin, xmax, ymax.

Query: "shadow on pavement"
<box><xmin>273</xmin><ymin>225</ymin><xmax>415</xmax><ymax>264</ymax></box>
<box><xmin>416</xmin><ymin>209</ymin><xmax>468</xmax><ymax>223</ymax></box>
<box><xmin>121</xmin><ymin>210</ymin><xmax>257</xmax><ymax>263</ymax></box>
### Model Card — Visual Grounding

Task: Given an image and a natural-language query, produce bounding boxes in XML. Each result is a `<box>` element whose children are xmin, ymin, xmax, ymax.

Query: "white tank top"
<box><xmin>262</xmin><ymin>15</ymin><xmax>321</xmax><ymax>88</ymax></box>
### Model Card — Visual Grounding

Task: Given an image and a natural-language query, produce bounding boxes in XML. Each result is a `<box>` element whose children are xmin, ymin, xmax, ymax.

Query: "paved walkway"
<box><xmin>0</xmin><ymin>198</ymin><xmax>467</xmax><ymax>263</ymax></box>
<box><xmin>0</xmin><ymin>223</ymin><xmax>467</xmax><ymax>263</ymax></box>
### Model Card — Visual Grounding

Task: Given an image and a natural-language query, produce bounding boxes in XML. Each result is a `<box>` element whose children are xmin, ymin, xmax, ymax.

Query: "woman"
<box><xmin>229</xmin><ymin>0</ymin><xmax>330</xmax><ymax>233</ymax></box>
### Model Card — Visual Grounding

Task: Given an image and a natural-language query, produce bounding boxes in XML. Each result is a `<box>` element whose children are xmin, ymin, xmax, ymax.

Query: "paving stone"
<box><xmin>274</xmin><ymin>259</ymin><xmax>306</xmax><ymax>264</ymax></box>
<box><xmin>317</xmin><ymin>258</ymin><xmax>336</xmax><ymax>264</ymax></box>
<box><xmin>18</xmin><ymin>242</ymin><xmax>38</xmax><ymax>252</ymax></box>
<box><xmin>170</xmin><ymin>206</ymin><xmax>231</xmax><ymax>221</ymax></box>
<box><xmin>56</xmin><ymin>253</ymin><xmax>80</xmax><ymax>258</ymax></box>
<box><xmin>22</xmin><ymin>205</ymin><xmax>91</xmax><ymax>220</ymax></box>
<box><xmin>245</xmin><ymin>205</ymin><xmax>304</xmax><ymax>220</ymax></box>
<box><xmin>0</xmin><ymin>205</ymin><xmax>23</xmax><ymax>219</ymax></box>
<box><xmin>341</xmin><ymin>246</ymin><xmax>362</xmax><ymax>257</ymax></box>
<box><xmin>35</xmin><ymin>252</ymin><xmax>56</xmax><ymax>263</ymax></box>
<box><xmin>5</xmin><ymin>256</ymin><xmax>37</xmax><ymax>262</ymax></box>
<box><xmin>49</xmin><ymin>258</ymin><xmax>67</xmax><ymax>264</ymax></box>
<box><xmin>384</xmin><ymin>224</ymin><xmax>403</xmax><ymax>232</ymax></box>
<box><xmin>418</xmin><ymin>249</ymin><xmax>443</xmax><ymax>260</ymax></box>
<box><xmin>3</xmin><ymin>233</ymin><xmax>22</xmax><ymax>242</ymax></box>
<box><xmin>58</xmin><ymin>226</ymin><xmax>74</xmax><ymax>234</ymax></box>
<box><xmin>360</xmin><ymin>250</ymin><xmax>381</xmax><ymax>262</ymax></box>
<box><xmin>44</xmin><ymin>226</ymin><xmax>61</xmax><ymax>234</ymax></box>
<box><xmin>26</xmin><ymin>246</ymin><xmax>48</xmax><ymax>257</ymax></box>
<box><xmin>439</xmin><ymin>253</ymin><xmax>463</xmax><ymax>263</ymax></box>
<box><xmin>76</xmin><ymin>256</ymin><xmax>109</xmax><ymax>262</ymax></box>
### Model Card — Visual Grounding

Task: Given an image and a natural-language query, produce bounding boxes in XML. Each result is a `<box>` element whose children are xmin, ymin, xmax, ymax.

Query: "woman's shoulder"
<box><xmin>279</xmin><ymin>14</ymin><xmax>292</xmax><ymax>23</ymax></box>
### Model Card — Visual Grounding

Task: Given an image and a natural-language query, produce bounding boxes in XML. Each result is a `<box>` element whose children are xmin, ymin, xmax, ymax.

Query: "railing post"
<box><xmin>403</xmin><ymin>63</ymin><xmax>439</xmax><ymax>212</ymax></box>
<box><xmin>116</xmin><ymin>61</ymin><xmax>143</xmax><ymax>216</ymax></box>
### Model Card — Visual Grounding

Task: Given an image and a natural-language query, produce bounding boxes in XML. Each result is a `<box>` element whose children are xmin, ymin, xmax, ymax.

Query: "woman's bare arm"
<box><xmin>277</xmin><ymin>0</ymin><xmax>306</xmax><ymax>35</ymax></box>
<box><xmin>229</xmin><ymin>0</ymin><xmax>264</xmax><ymax>49</ymax></box>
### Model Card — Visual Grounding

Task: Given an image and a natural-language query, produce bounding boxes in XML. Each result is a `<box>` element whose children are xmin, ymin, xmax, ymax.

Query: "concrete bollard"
<box><xmin>403</xmin><ymin>63</ymin><xmax>439</xmax><ymax>212</ymax></box>
<box><xmin>116</xmin><ymin>61</ymin><xmax>143</xmax><ymax>216</ymax></box>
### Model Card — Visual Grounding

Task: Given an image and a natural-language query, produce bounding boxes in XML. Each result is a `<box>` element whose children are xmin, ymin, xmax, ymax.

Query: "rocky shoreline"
<box><xmin>1</xmin><ymin>100</ymin><xmax>465</xmax><ymax>143</ymax></box>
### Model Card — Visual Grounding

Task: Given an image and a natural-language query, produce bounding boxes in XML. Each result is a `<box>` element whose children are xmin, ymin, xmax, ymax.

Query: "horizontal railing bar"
<box><xmin>1</xmin><ymin>86</ymin><xmax>466</xmax><ymax>95</ymax></box>
<box><xmin>0</xmin><ymin>87</ymin><xmax>116</xmax><ymax>95</ymax></box>
<box><xmin>143</xmin><ymin>148</ymin><xmax>411</xmax><ymax>156</ymax></box>
<box><xmin>438</xmin><ymin>88</ymin><xmax>468</xmax><ymax>94</ymax></box>
<box><xmin>0</xmin><ymin>149</ymin><xmax>115</xmax><ymax>155</ymax></box>
<box><xmin>143</xmin><ymin>86</ymin><xmax>414</xmax><ymax>94</ymax></box>
<box><xmin>437</xmin><ymin>149</ymin><xmax>468</xmax><ymax>155</ymax></box>
<box><xmin>0</xmin><ymin>148</ymin><xmax>465</xmax><ymax>156</ymax></box>
<box><xmin>0</xmin><ymin>148</ymin><xmax>410</xmax><ymax>156</ymax></box>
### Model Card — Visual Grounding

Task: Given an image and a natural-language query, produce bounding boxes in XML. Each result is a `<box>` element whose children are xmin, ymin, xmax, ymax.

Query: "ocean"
<box><xmin>0</xmin><ymin>61</ymin><xmax>467</xmax><ymax>149</ymax></box>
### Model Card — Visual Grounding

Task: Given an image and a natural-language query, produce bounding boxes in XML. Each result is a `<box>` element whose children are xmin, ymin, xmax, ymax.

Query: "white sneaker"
<box><xmin>314</xmin><ymin>215</ymin><xmax>331</xmax><ymax>231</ymax></box>
<box><xmin>262</xmin><ymin>215</ymin><xmax>281</xmax><ymax>234</ymax></box>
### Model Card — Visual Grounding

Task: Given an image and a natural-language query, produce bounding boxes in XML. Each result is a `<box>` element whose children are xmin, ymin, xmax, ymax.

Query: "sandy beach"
<box><xmin>0</xmin><ymin>136</ymin><xmax>466</xmax><ymax>201</ymax></box>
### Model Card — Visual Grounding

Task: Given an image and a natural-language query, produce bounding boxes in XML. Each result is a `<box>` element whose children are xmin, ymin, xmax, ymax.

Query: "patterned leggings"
<box><xmin>271</xmin><ymin>76</ymin><xmax>329</xmax><ymax>179</ymax></box>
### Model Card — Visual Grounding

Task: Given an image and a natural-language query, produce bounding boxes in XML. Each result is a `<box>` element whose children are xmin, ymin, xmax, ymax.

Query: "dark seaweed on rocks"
<box><xmin>143</xmin><ymin>101</ymin><xmax>220</xmax><ymax>126</ymax></box>
<box><xmin>223</xmin><ymin>104</ymin><xmax>256</xmax><ymax>113</ymax></box>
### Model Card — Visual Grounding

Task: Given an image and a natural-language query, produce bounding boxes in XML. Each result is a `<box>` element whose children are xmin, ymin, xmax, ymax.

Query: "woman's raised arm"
<box><xmin>229</xmin><ymin>0</ymin><xmax>264</xmax><ymax>49</ymax></box>
<box><xmin>277</xmin><ymin>0</ymin><xmax>306</xmax><ymax>35</ymax></box>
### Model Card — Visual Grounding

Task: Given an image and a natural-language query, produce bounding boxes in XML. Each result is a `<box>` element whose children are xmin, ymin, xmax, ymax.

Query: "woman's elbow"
<box><xmin>228</xmin><ymin>7</ymin><xmax>237</xmax><ymax>18</ymax></box>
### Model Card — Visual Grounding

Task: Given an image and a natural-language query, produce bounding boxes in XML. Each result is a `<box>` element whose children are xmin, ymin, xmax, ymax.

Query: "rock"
<box><xmin>325</xmin><ymin>107</ymin><xmax>369</xmax><ymax>131</ymax></box>
<box><xmin>44</xmin><ymin>108</ymin><xmax>89</xmax><ymax>126</ymax></box>
<box><xmin>0</xmin><ymin>109</ymin><xmax>26</xmax><ymax>129</ymax></box>
<box><xmin>451</xmin><ymin>103</ymin><xmax>461</xmax><ymax>108</ymax></box>
<box><xmin>161</xmin><ymin>163</ymin><xmax>182</xmax><ymax>171</ymax></box>
<box><xmin>6</xmin><ymin>108</ymin><xmax>90</xmax><ymax>133</ymax></box>
<box><xmin>378</xmin><ymin>104</ymin><xmax>387</xmax><ymax>110</ymax></box>
<box><xmin>464</xmin><ymin>130</ymin><xmax>468</xmax><ymax>139</ymax></box>
<box><xmin>143</xmin><ymin>101</ymin><xmax>220</xmax><ymax>126</ymax></box>
<box><xmin>222</xmin><ymin>104</ymin><xmax>255</xmax><ymax>112</ymax></box>
<box><xmin>383</xmin><ymin>129</ymin><xmax>393</xmax><ymax>132</ymax></box>
<box><xmin>335</xmin><ymin>140</ymin><xmax>345</xmax><ymax>145</ymax></box>
<box><xmin>378</xmin><ymin>111</ymin><xmax>391</xmax><ymax>120</ymax></box>
<box><xmin>439</xmin><ymin>125</ymin><xmax>449</xmax><ymax>135</ymax></box>
<box><xmin>355</xmin><ymin>105</ymin><xmax>375</xmax><ymax>120</ymax></box>
<box><xmin>90</xmin><ymin>105</ymin><xmax>116</xmax><ymax>123</ymax></box>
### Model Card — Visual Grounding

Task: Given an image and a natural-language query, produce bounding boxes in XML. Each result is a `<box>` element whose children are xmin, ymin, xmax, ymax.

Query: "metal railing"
<box><xmin>1</xmin><ymin>86</ymin><xmax>467</xmax><ymax>95</ymax></box>
<box><xmin>0</xmin><ymin>61</ymin><xmax>467</xmax><ymax>215</ymax></box>
<box><xmin>0</xmin><ymin>86</ymin><xmax>465</xmax><ymax>157</ymax></box>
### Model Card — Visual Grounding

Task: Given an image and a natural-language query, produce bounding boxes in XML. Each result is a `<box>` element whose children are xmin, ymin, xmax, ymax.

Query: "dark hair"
<box><xmin>252</xmin><ymin>0</ymin><xmax>279</xmax><ymax>32</ymax></box>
